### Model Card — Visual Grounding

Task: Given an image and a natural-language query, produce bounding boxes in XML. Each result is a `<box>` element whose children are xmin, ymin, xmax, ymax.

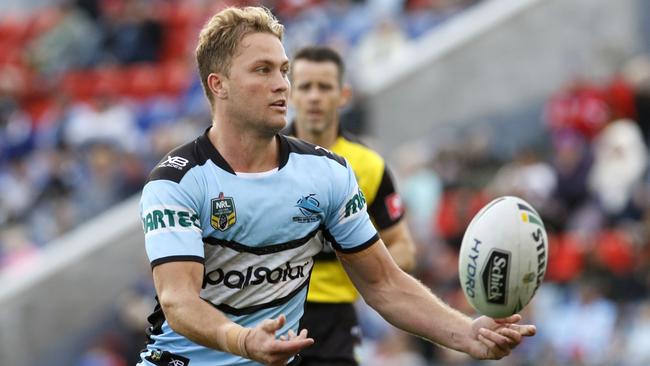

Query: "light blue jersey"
<box><xmin>138</xmin><ymin>128</ymin><xmax>379</xmax><ymax>366</ymax></box>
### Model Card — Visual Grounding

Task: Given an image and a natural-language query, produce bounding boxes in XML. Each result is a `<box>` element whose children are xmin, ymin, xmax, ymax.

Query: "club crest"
<box><xmin>293</xmin><ymin>194</ymin><xmax>323</xmax><ymax>223</ymax></box>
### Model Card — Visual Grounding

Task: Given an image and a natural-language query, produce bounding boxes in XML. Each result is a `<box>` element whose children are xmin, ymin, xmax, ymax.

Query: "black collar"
<box><xmin>196</xmin><ymin>127</ymin><xmax>290</xmax><ymax>175</ymax></box>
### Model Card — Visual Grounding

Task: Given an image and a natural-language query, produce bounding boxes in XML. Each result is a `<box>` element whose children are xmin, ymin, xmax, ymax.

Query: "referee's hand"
<box><xmin>246</xmin><ymin>314</ymin><xmax>314</xmax><ymax>366</ymax></box>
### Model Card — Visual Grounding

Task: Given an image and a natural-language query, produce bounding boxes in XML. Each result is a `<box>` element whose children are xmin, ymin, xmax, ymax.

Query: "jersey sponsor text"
<box><xmin>205</xmin><ymin>261</ymin><xmax>308</xmax><ymax>289</ymax></box>
<box><xmin>142</xmin><ymin>206</ymin><xmax>201</xmax><ymax>235</ymax></box>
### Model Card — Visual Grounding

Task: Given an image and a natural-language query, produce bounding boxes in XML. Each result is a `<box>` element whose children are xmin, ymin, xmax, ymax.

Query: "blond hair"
<box><xmin>196</xmin><ymin>6</ymin><xmax>284</xmax><ymax>105</ymax></box>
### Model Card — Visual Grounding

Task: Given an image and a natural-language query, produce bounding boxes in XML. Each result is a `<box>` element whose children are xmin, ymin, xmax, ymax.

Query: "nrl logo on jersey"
<box><xmin>211</xmin><ymin>192</ymin><xmax>236</xmax><ymax>231</ymax></box>
<box><xmin>293</xmin><ymin>194</ymin><xmax>323</xmax><ymax>223</ymax></box>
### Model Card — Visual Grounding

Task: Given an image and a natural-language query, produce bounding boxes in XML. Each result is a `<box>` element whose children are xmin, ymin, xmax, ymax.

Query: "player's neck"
<box><xmin>296</xmin><ymin>122</ymin><xmax>338</xmax><ymax>149</ymax></box>
<box><xmin>208</xmin><ymin>122</ymin><xmax>279</xmax><ymax>173</ymax></box>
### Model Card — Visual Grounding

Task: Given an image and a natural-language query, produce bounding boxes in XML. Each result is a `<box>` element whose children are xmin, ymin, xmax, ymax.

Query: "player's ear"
<box><xmin>339</xmin><ymin>84</ymin><xmax>352</xmax><ymax>107</ymax></box>
<box><xmin>208</xmin><ymin>73</ymin><xmax>228</xmax><ymax>99</ymax></box>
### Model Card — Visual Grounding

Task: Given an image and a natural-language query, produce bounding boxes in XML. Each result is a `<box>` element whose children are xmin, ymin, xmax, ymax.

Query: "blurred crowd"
<box><xmin>0</xmin><ymin>0</ymin><xmax>477</xmax><ymax>270</ymax></box>
<box><xmin>6</xmin><ymin>0</ymin><xmax>650</xmax><ymax>365</ymax></box>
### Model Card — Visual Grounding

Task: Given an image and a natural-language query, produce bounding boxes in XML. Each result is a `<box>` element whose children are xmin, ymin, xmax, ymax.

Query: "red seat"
<box><xmin>0</xmin><ymin>39</ymin><xmax>22</xmax><ymax>64</ymax></box>
<box><xmin>161</xmin><ymin>27</ymin><xmax>192</xmax><ymax>62</ymax></box>
<box><xmin>159</xmin><ymin>61</ymin><xmax>190</xmax><ymax>96</ymax></box>
<box><xmin>0</xmin><ymin>16</ymin><xmax>31</xmax><ymax>43</ymax></box>
<box><xmin>160</xmin><ymin>2</ymin><xmax>201</xmax><ymax>27</ymax></box>
<box><xmin>546</xmin><ymin>233</ymin><xmax>584</xmax><ymax>283</ymax></box>
<box><xmin>123</xmin><ymin>64</ymin><xmax>161</xmax><ymax>99</ymax></box>
<box><xmin>595</xmin><ymin>229</ymin><xmax>634</xmax><ymax>275</ymax></box>
<box><xmin>94</xmin><ymin>67</ymin><xmax>127</xmax><ymax>97</ymax></box>
<box><xmin>61</xmin><ymin>70</ymin><xmax>98</xmax><ymax>101</ymax></box>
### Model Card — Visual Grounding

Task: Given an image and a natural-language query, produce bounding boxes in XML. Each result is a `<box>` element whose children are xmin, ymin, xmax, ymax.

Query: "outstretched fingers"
<box><xmin>297</xmin><ymin>329</ymin><xmax>309</xmax><ymax>339</ymax></box>
<box><xmin>274</xmin><ymin>335</ymin><xmax>314</xmax><ymax>352</ymax></box>
<box><xmin>494</xmin><ymin>314</ymin><xmax>521</xmax><ymax>324</ymax></box>
<box><xmin>494</xmin><ymin>314</ymin><xmax>536</xmax><ymax>336</ymax></box>
<box><xmin>250</xmin><ymin>320</ymin><xmax>313</xmax><ymax>366</ymax></box>
<box><xmin>507</xmin><ymin>323</ymin><xmax>536</xmax><ymax>336</ymax></box>
<box><xmin>478</xmin><ymin>328</ymin><xmax>512</xmax><ymax>358</ymax></box>
<box><xmin>262</xmin><ymin>314</ymin><xmax>287</xmax><ymax>334</ymax></box>
<box><xmin>285</xmin><ymin>329</ymin><xmax>309</xmax><ymax>340</ymax></box>
<box><xmin>266</xmin><ymin>333</ymin><xmax>314</xmax><ymax>364</ymax></box>
<box><xmin>496</xmin><ymin>326</ymin><xmax>522</xmax><ymax>344</ymax></box>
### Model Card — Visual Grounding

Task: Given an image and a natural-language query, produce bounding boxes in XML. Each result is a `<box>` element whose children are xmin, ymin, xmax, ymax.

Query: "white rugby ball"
<box><xmin>458</xmin><ymin>196</ymin><xmax>548</xmax><ymax>318</ymax></box>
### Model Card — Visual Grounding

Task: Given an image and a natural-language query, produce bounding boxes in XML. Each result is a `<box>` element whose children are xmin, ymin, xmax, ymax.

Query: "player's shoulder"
<box><xmin>281</xmin><ymin>134</ymin><xmax>347</xmax><ymax>168</ymax></box>
<box><xmin>148</xmin><ymin>137</ymin><xmax>205</xmax><ymax>184</ymax></box>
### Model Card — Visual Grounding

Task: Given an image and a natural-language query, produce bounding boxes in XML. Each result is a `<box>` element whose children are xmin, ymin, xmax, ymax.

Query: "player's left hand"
<box><xmin>244</xmin><ymin>314</ymin><xmax>314</xmax><ymax>366</ymax></box>
<box><xmin>466</xmin><ymin>314</ymin><xmax>536</xmax><ymax>360</ymax></box>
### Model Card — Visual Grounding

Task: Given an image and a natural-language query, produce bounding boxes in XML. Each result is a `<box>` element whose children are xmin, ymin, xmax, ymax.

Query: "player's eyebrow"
<box><xmin>251</xmin><ymin>58</ymin><xmax>290</xmax><ymax>67</ymax></box>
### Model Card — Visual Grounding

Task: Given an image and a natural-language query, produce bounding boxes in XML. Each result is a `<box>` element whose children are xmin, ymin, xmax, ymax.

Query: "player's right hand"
<box><xmin>467</xmin><ymin>314</ymin><xmax>536</xmax><ymax>360</ymax></box>
<box><xmin>245</xmin><ymin>314</ymin><xmax>314</xmax><ymax>366</ymax></box>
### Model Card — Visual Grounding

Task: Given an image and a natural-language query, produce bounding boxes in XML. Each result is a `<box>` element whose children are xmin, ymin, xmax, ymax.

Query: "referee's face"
<box><xmin>290</xmin><ymin>60</ymin><xmax>349</xmax><ymax>136</ymax></box>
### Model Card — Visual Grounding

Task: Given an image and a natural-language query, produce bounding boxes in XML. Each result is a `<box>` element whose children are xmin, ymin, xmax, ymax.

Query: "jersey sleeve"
<box><xmin>140</xmin><ymin>176</ymin><xmax>204</xmax><ymax>267</ymax></box>
<box><xmin>324</xmin><ymin>162</ymin><xmax>379</xmax><ymax>253</ymax></box>
<box><xmin>367</xmin><ymin>166</ymin><xmax>404</xmax><ymax>230</ymax></box>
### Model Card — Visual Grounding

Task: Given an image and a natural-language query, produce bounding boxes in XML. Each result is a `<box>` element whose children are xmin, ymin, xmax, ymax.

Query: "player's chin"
<box><xmin>265</xmin><ymin>116</ymin><xmax>288</xmax><ymax>134</ymax></box>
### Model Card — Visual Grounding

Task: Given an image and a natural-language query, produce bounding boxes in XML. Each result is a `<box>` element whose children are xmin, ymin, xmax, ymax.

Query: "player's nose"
<box><xmin>272</xmin><ymin>71</ymin><xmax>289</xmax><ymax>93</ymax></box>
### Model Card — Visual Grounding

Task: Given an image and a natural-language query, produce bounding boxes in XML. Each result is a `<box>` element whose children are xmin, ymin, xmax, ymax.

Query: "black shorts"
<box><xmin>298</xmin><ymin>302</ymin><xmax>361</xmax><ymax>366</ymax></box>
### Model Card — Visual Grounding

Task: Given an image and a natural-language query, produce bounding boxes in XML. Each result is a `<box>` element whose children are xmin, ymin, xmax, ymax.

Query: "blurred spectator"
<box><xmin>100</xmin><ymin>0</ymin><xmax>163</xmax><ymax>64</ymax></box>
<box><xmin>114</xmin><ymin>278</ymin><xmax>156</xmax><ymax>363</ymax></box>
<box><xmin>587</xmin><ymin>119</ymin><xmax>647</xmax><ymax>219</ymax></box>
<box><xmin>73</xmin><ymin>142</ymin><xmax>135</xmax><ymax>219</ymax></box>
<box><xmin>623</xmin><ymin>302</ymin><xmax>650</xmax><ymax>365</ymax></box>
<box><xmin>0</xmin><ymin>96</ymin><xmax>35</xmax><ymax>162</ymax></box>
<box><xmin>62</xmin><ymin>95</ymin><xmax>139</xmax><ymax>152</ymax></box>
<box><xmin>0</xmin><ymin>158</ymin><xmax>36</xmax><ymax>224</ymax></box>
<box><xmin>489</xmin><ymin>147</ymin><xmax>556</xmax><ymax>210</ymax></box>
<box><xmin>621</xmin><ymin>54</ymin><xmax>650</xmax><ymax>143</ymax></box>
<box><xmin>545</xmin><ymin>231</ymin><xmax>584</xmax><ymax>283</ymax></box>
<box><xmin>353</xmin><ymin>16</ymin><xmax>408</xmax><ymax>82</ymax></box>
<box><xmin>538</xmin><ymin>278</ymin><xmax>618</xmax><ymax>365</ymax></box>
<box><xmin>435</xmin><ymin>185</ymin><xmax>487</xmax><ymax>249</ymax></box>
<box><xmin>546</xmin><ymin>130</ymin><xmax>593</xmax><ymax>230</ymax></box>
<box><xmin>360</xmin><ymin>329</ymin><xmax>428</xmax><ymax>366</ymax></box>
<box><xmin>393</xmin><ymin>142</ymin><xmax>442</xmax><ymax>243</ymax></box>
<box><xmin>27</xmin><ymin>147</ymin><xmax>79</xmax><ymax>244</ymax></box>
<box><xmin>26</xmin><ymin>2</ymin><xmax>103</xmax><ymax>75</ymax></box>
<box><xmin>75</xmin><ymin>0</ymin><xmax>102</xmax><ymax>20</ymax></box>
<box><xmin>544</xmin><ymin>78</ymin><xmax>612</xmax><ymax>140</ymax></box>
<box><xmin>76</xmin><ymin>332</ymin><xmax>127</xmax><ymax>366</ymax></box>
<box><xmin>0</xmin><ymin>224</ymin><xmax>37</xmax><ymax>270</ymax></box>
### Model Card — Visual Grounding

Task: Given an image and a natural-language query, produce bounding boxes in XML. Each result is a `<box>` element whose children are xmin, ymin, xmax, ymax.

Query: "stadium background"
<box><xmin>1</xmin><ymin>0</ymin><xmax>650</xmax><ymax>365</ymax></box>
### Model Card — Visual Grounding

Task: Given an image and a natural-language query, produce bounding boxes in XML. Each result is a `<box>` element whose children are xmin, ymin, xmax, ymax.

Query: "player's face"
<box><xmin>223</xmin><ymin>32</ymin><xmax>290</xmax><ymax>134</ymax></box>
<box><xmin>290</xmin><ymin>60</ymin><xmax>348</xmax><ymax>136</ymax></box>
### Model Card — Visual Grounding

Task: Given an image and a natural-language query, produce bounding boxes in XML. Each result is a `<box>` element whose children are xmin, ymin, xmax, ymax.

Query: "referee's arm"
<box><xmin>367</xmin><ymin>167</ymin><xmax>416</xmax><ymax>272</ymax></box>
<box><xmin>380</xmin><ymin>221</ymin><xmax>416</xmax><ymax>272</ymax></box>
